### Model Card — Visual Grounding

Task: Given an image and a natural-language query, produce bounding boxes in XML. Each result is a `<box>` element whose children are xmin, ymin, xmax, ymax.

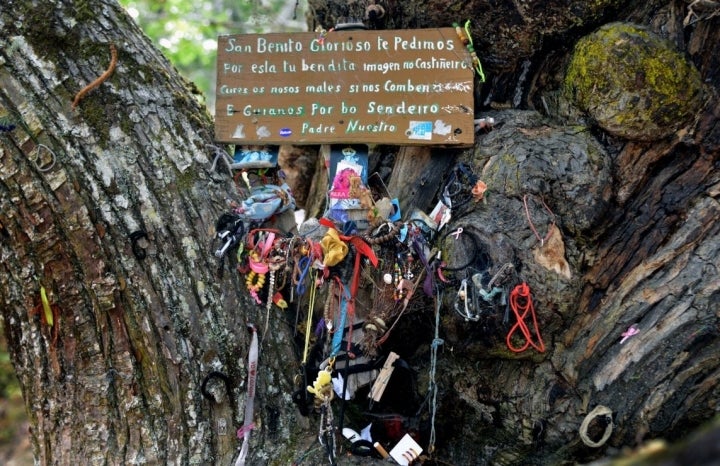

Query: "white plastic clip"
<box><xmin>454</xmin><ymin>279</ymin><xmax>478</xmax><ymax>321</ymax></box>
<box><xmin>214</xmin><ymin>231</ymin><xmax>235</xmax><ymax>258</ymax></box>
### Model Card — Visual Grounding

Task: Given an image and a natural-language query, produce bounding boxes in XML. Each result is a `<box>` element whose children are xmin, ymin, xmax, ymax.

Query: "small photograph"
<box><xmin>328</xmin><ymin>144</ymin><xmax>369</xmax><ymax>186</ymax></box>
<box><xmin>329</xmin><ymin>166</ymin><xmax>363</xmax><ymax>200</ymax></box>
<box><xmin>231</xmin><ymin>145</ymin><xmax>279</xmax><ymax>169</ymax></box>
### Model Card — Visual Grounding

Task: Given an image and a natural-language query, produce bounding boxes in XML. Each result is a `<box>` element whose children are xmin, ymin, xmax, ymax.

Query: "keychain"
<box><xmin>454</xmin><ymin>278</ymin><xmax>479</xmax><ymax>321</ymax></box>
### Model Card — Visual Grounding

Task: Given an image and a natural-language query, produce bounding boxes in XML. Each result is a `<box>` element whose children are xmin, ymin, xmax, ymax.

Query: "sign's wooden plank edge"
<box><xmin>214</xmin><ymin>27</ymin><xmax>475</xmax><ymax>146</ymax></box>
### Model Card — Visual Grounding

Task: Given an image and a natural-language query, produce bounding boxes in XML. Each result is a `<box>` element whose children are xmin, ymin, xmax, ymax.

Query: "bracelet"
<box><xmin>438</xmin><ymin>226</ymin><xmax>483</xmax><ymax>271</ymax></box>
<box><xmin>363</xmin><ymin>222</ymin><xmax>401</xmax><ymax>245</ymax></box>
<box><xmin>246</xmin><ymin>271</ymin><xmax>266</xmax><ymax>304</ymax></box>
<box><xmin>579</xmin><ymin>405</ymin><xmax>613</xmax><ymax>448</ymax></box>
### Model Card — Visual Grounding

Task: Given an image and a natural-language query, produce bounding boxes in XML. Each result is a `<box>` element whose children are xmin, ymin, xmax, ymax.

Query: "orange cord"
<box><xmin>72</xmin><ymin>44</ymin><xmax>118</xmax><ymax>109</ymax></box>
<box><xmin>506</xmin><ymin>282</ymin><xmax>546</xmax><ymax>353</ymax></box>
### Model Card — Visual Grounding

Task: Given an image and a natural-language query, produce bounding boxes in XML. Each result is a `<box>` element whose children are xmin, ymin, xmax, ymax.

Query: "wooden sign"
<box><xmin>215</xmin><ymin>28</ymin><xmax>475</xmax><ymax>145</ymax></box>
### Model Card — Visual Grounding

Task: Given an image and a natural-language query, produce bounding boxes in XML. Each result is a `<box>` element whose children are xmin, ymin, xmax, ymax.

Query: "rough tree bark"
<box><xmin>1</xmin><ymin>1</ymin><xmax>301</xmax><ymax>464</ymax></box>
<box><xmin>303</xmin><ymin>1</ymin><xmax>719</xmax><ymax>465</ymax></box>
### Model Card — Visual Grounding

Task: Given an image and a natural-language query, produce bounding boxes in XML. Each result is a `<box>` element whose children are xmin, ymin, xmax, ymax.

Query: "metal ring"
<box><xmin>34</xmin><ymin>144</ymin><xmax>57</xmax><ymax>172</ymax></box>
<box><xmin>439</xmin><ymin>226</ymin><xmax>481</xmax><ymax>271</ymax></box>
<box><xmin>200</xmin><ymin>371</ymin><xmax>232</xmax><ymax>404</ymax></box>
<box><xmin>579</xmin><ymin>405</ymin><xmax>613</xmax><ymax>448</ymax></box>
<box><xmin>129</xmin><ymin>230</ymin><xmax>149</xmax><ymax>260</ymax></box>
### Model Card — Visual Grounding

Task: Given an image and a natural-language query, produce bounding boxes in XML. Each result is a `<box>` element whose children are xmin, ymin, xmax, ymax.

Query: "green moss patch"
<box><xmin>565</xmin><ymin>22</ymin><xmax>703</xmax><ymax>141</ymax></box>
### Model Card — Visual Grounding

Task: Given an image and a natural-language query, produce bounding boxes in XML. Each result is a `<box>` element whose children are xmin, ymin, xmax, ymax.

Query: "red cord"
<box><xmin>506</xmin><ymin>282</ymin><xmax>546</xmax><ymax>353</ymax></box>
<box><xmin>523</xmin><ymin>194</ymin><xmax>555</xmax><ymax>247</ymax></box>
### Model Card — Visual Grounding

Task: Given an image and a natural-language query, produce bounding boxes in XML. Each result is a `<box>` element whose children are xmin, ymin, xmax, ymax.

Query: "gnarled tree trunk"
<box><xmin>305</xmin><ymin>1</ymin><xmax>720</xmax><ymax>465</ymax></box>
<box><xmin>1</xmin><ymin>2</ymin><xmax>301</xmax><ymax>464</ymax></box>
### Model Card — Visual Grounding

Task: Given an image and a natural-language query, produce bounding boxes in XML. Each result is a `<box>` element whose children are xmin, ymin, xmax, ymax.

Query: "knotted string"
<box><xmin>428</xmin><ymin>287</ymin><xmax>444</xmax><ymax>454</ymax></box>
<box><xmin>506</xmin><ymin>282</ymin><xmax>546</xmax><ymax>353</ymax></box>
<box><xmin>464</xmin><ymin>20</ymin><xmax>485</xmax><ymax>80</ymax></box>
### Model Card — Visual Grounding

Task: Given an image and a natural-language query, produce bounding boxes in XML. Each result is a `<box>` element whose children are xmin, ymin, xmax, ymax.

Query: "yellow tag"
<box><xmin>40</xmin><ymin>286</ymin><xmax>54</xmax><ymax>327</ymax></box>
<box><xmin>272</xmin><ymin>292</ymin><xmax>288</xmax><ymax>309</ymax></box>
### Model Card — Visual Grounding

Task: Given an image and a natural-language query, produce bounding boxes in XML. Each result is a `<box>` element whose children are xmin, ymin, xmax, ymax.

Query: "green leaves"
<box><xmin>119</xmin><ymin>0</ymin><xmax>301</xmax><ymax>108</ymax></box>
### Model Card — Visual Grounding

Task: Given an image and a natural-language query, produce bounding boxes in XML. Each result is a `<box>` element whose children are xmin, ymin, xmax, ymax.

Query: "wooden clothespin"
<box><xmin>368</xmin><ymin>351</ymin><xmax>400</xmax><ymax>402</ymax></box>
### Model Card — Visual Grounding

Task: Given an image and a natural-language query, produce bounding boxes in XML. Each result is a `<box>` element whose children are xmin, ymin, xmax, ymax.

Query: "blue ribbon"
<box><xmin>330</xmin><ymin>284</ymin><xmax>351</xmax><ymax>357</ymax></box>
<box><xmin>295</xmin><ymin>256</ymin><xmax>312</xmax><ymax>297</ymax></box>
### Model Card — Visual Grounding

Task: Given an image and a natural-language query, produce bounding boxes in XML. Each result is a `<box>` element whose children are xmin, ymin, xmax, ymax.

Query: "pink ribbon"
<box><xmin>248</xmin><ymin>257</ymin><xmax>269</xmax><ymax>274</ymax></box>
<box><xmin>620</xmin><ymin>325</ymin><xmax>639</xmax><ymax>344</ymax></box>
<box><xmin>235</xmin><ymin>324</ymin><xmax>259</xmax><ymax>466</ymax></box>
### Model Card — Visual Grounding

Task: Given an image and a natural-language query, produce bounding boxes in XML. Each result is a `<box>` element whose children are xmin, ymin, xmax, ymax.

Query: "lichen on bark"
<box><xmin>564</xmin><ymin>22</ymin><xmax>705</xmax><ymax>140</ymax></box>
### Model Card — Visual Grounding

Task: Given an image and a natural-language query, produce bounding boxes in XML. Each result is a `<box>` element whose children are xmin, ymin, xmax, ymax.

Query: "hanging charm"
<box><xmin>454</xmin><ymin>278</ymin><xmax>479</xmax><ymax>321</ymax></box>
<box><xmin>262</xmin><ymin>270</ymin><xmax>276</xmax><ymax>338</ymax></box>
<box><xmin>246</xmin><ymin>271</ymin><xmax>266</xmax><ymax>304</ymax></box>
<box><xmin>308</xmin><ymin>367</ymin><xmax>337</xmax><ymax>464</ymax></box>
<box><xmin>307</xmin><ymin>367</ymin><xmax>334</xmax><ymax>405</ymax></box>
<box><xmin>319</xmin><ymin>394</ymin><xmax>337</xmax><ymax>465</ymax></box>
<box><xmin>453</xmin><ymin>21</ymin><xmax>486</xmax><ymax>81</ymax></box>
<box><xmin>532</xmin><ymin>224</ymin><xmax>572</xmax><ymax>279</ymax></box>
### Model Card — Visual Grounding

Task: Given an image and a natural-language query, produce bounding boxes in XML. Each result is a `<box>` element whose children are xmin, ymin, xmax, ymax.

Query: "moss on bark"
<box><xmin>564</xmin><ymin>22</ymin><xmax>704</xmax><ymax>140</ymax></box>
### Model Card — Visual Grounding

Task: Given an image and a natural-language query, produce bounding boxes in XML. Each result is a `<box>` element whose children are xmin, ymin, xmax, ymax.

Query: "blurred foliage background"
<box><xmin>118</xmin><ymin>0</ymin><xmax>308</xmax><ymax>110</ymax></box>
<box><xmin>0</xmin><ymin>324</ymin><xmax>32</xmax><ymax>465</ymax></box>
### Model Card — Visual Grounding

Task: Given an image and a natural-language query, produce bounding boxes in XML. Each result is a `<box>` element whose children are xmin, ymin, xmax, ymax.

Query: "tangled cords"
<box><xmin>506</xmin><ymin>282</ymin><xmax>546</xmax><ymax>353</ymax></box>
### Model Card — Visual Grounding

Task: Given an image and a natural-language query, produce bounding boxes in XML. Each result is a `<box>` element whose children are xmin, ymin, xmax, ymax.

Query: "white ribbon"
<box><xmin>235</xmin><ymin>324</ymin><xmax>258</xmax><ymax>466</ymax></box>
